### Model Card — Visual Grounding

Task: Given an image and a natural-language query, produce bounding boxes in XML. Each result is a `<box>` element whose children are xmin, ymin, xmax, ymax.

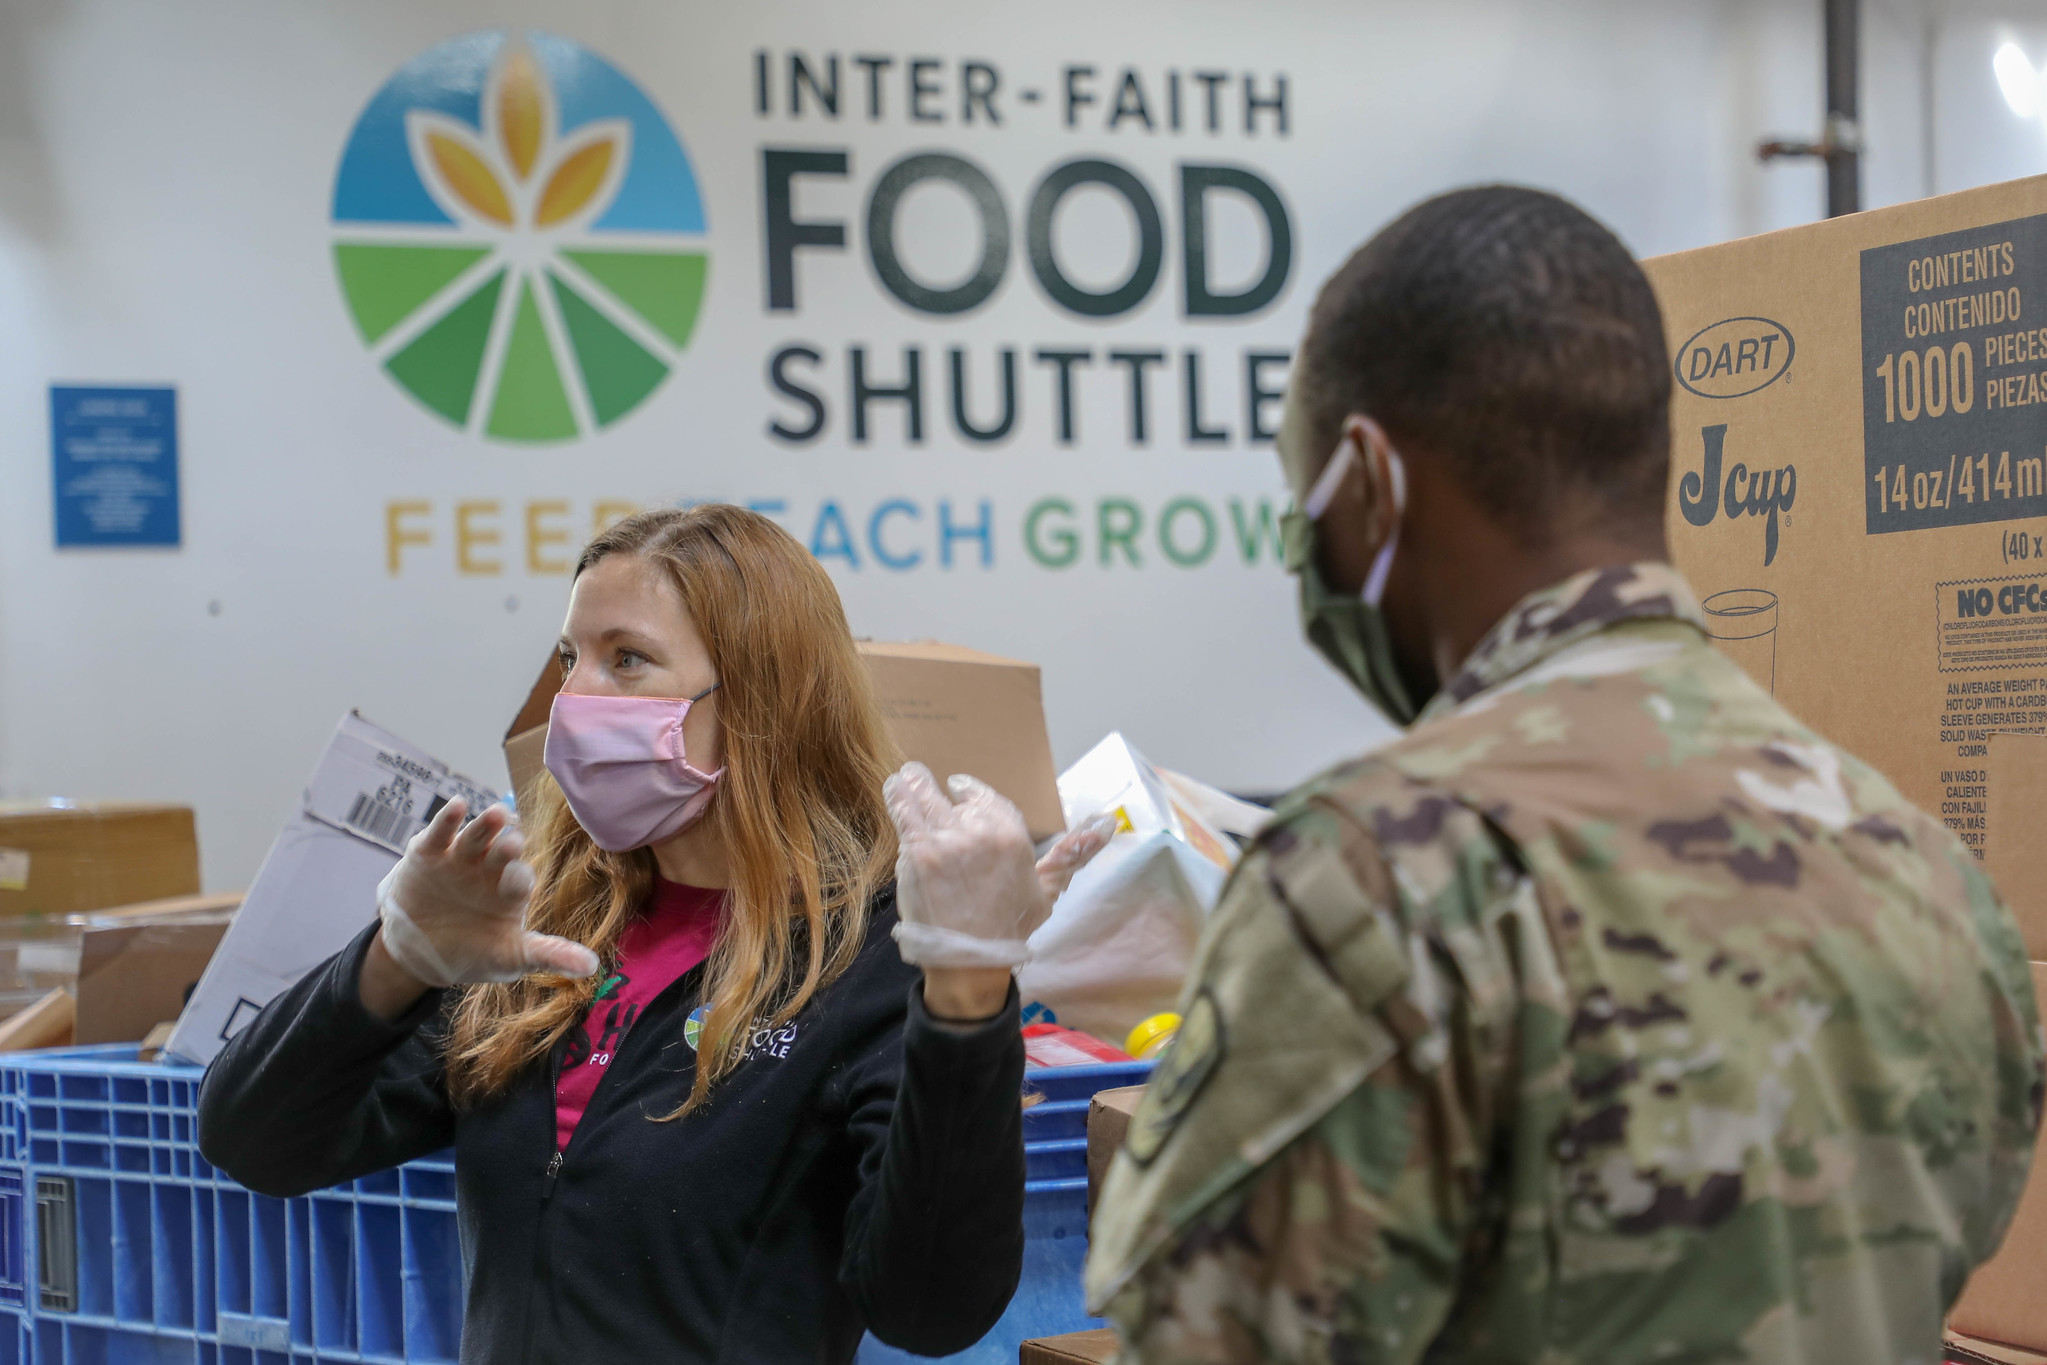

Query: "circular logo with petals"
<box><xmin>332</xmin><ymin>31</ymin><xmax>707</xmax><ymax>443</ymax></box>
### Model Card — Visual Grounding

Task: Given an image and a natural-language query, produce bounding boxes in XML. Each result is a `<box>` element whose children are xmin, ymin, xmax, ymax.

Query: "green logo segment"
<box><xmin>331</xmin><ymin>32</ymin><xmax>707</xmax><ymax>443</ymax></box>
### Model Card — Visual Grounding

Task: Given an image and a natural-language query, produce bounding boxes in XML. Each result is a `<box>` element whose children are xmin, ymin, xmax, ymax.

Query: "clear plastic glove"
<box><xmin>884</xmin><ymin>762</ymin><xmax>1117</xmax><ymax>969</ymax></box>
<box><xmin>1035</xmin><ymin>815</ymin><xmax>1120</xmax><ymax>906</ymax></box>
<box><xmin>376</xmin><ymin>798</ymin><xmax>601</xmax><ymax>988</ymax></box>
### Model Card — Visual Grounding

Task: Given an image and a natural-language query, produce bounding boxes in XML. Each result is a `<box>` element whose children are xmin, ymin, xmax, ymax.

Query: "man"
<box><xmin>1081</xmin><ymin>187</ymin><xmax>2044</xmax><ymax>1363</ymax></box>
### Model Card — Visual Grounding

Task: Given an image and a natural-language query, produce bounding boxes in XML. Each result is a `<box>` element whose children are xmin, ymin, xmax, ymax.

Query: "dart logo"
<box><xmin>332</xmin><ymin>30</ymin><xmax>708</xmax><ymax>442</ymax></box>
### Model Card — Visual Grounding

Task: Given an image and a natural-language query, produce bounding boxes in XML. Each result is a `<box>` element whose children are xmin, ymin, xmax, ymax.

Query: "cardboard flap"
<box><xmin>1019</xmin><ymin>1330</ymin><xmax>1121</xmax><ymax>1365</ymax></box>
<box><xmin>74</xmin><ymin>891</ymin><xmax>242</xmax><ymax>926</ymax></box>
<box><xmin>1087</xmin><ymin>1083</ymin><xmax>1146</xmax><ymax>1216</ymax></box>
<box><xmin>1949</xmin><ymin>1333</ymin><xmax>2047</xmax><ymax>1365</ymax></box>
<box><xmin>857</xmin><ymin>639</ymin><xmax>1035</xmax><ymax>668</ymax></box>
<box><xmin>168</xmin><ymin>712</ymin><xmax>488</xmax><ymax>1067</ymax></box>
<box><xmin>861</xmin><ymin>642</ymin><xmax>1064</xmax><ymax>839</ymax></box>
<box><xmin>507</xmin><ymin>653</ymin><xmax>562</xmax><ymax>743</ymax></box>
<box><xmin>1988</xmin><ymin>732</ymin><xmax>2047</xmax><ymax>960</ymax></box>
<box><xmin>76</xmin><ymin>919</ymin><xmax>229</xmax><ymax>1046</ymax></box>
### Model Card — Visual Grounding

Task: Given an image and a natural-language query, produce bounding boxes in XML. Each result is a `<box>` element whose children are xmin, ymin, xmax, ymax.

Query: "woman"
<box><xmin>198</xmin><ymin>505</ymin><xmax>1109</xmax><ymax>1363</ymax></box>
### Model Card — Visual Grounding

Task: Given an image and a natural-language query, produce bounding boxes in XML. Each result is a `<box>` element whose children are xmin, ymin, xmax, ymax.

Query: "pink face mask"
<box><xmin>542</xmin><ymin>685</ymin><xmax>724</xmax><ymax>852</ymax></box>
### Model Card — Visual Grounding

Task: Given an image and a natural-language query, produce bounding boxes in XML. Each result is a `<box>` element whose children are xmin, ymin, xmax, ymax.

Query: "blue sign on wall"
<box><xmin>51</xmin><ymin>385</ymin><xmax>181</xmax><ymax>547</ymax></box>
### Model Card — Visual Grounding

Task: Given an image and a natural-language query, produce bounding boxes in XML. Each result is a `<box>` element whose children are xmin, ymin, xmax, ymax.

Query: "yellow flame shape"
<box><xmin>536</xmin><ymin>136</ymin><xmax>618</xmax><ymax>228</ymax></box>
<box><xmin>498</xmin><ymin>50</ymin><xmax>543</xmax><ymax>182</ymax></box>
<box><xmin>425</xmin><ymin>132</ymin><xmax>513</xmax><ymax>226</ymax></box>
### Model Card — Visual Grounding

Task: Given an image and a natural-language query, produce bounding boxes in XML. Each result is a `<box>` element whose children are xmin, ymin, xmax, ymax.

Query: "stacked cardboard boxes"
<box><xmin>0</xmin><ymin>803</ymin><xmax>205</xmax><ymax>1021</ymax></box>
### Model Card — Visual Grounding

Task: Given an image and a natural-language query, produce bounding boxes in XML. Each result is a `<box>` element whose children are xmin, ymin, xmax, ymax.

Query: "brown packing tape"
<box><xmin>502</xmin><ymin>639</ymin><xmax>1067</xmax><ymax>840</ymax></box>
<box><xmin>1018</xmin><ymin>1329</ymin><xmax>1121</xmax><ymax>1365</ymax></box>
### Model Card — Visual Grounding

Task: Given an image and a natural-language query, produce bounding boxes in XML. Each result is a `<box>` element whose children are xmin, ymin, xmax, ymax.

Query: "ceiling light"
<box><xmin>1995</xmin><ymin>41</ymin><xmax>2044</xmax><ymax>118</ymax></box>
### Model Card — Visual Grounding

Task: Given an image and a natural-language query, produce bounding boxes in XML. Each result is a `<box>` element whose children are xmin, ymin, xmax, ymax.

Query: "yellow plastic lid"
<box><xmin>1125</xmin><ymin>1012</ymin><xmax>1182</xmax><ymax>1059</ymax></box>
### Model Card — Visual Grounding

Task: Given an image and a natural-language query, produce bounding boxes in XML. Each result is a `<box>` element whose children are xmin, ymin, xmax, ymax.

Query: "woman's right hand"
<box><xmin>371</xmin><ymin>798</ymin><xmax>600</xmax><ymax>998</ymax></box>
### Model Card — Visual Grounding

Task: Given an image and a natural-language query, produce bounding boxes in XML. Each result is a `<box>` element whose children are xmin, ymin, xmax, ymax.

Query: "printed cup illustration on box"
<box><xmin>1703</xmin><ymin>588</ymin><xmax>1779</xmax><ymax>693</ymax></box>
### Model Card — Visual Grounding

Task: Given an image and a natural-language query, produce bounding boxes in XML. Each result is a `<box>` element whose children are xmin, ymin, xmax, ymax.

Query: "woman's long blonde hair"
<box><xmin>444</xmin><ymin>504</ymin><xmax>901</xmax><ymax>1116</ymax></box>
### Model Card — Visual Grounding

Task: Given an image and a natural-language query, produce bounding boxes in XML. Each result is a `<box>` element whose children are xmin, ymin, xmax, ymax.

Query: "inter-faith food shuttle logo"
<box><xmin>332</xmin><ymin>31</ymin><xmax>707</xmax><ymax>443</ymax></box>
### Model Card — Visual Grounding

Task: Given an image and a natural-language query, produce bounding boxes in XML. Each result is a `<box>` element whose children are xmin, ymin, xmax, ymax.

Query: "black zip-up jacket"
<box><xmin>196</xmin><ymin>896</ymin><xmax>1027</xmax><ymax>1363</ymax></box>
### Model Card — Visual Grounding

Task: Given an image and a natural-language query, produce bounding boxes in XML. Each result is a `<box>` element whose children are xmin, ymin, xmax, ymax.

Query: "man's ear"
<box><xmin>1342</xmin><ymin>414</ymin><xmax>1401</xmax><ymax>544</ymax></box>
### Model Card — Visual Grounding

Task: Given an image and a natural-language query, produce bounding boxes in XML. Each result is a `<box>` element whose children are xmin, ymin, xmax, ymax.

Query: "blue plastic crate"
<box><xmin>0</xmin><ymin>1046</ymin><xmax>1149</xmax><ymax>1363</ymax></box>
<box><xmin>2</xmin><ymin>1044</ymin><xmax>460</xmax><ymax>1364</ymax></box>
<box><xmin>0</xmin><ymin>1170</ymin><xmax>24</xmax><ymax>1311</ymax></box>
<box><xmin>855</xmin><ymin>1177</ymin><xmax>1099</xmax><ymax>1365</ymax></box>
<box><xmin>856</xmin><ymin>1060</ymin><xmax>1152</xmax><ymax>1365</ymax></box>
<box><xmin>1023</xmin><ymin>1061</ymin><xmax>1152</xmax><ymax>1105</ymax></box>
<box><xmin>1019</xmin><ymin>1060</ymin><xmax>1150</xmax><ymax>1146</ymax></box>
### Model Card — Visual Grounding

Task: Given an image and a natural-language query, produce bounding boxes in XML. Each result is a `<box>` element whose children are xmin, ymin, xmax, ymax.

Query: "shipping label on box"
<box><xmin>167</xmin><ymin>713</ymin><xmax>499</xmax><ymax>1067</ymax></box>
<box><xmin>303</xmin><ymin>720</ymin><xmax>500</xmax><ymax>855</ymax></box>
<box><xmin>1645</xmin><ymin>176</ymin><xmax>2047</xmax><ymax>854</ymax></box>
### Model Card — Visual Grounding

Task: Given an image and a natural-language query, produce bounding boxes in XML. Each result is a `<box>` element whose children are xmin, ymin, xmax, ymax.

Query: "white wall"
<box><xmin>2</xmin><ymin>0</ymin><xmax>2045</xmax><ymax>891</ymax></box>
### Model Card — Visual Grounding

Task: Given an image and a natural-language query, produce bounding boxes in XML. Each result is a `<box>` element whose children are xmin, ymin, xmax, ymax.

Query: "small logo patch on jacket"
<box><xmin>683</xmin><ymin>1005</ymin><xmax>799</xmax><ymax>1061</ymax></box>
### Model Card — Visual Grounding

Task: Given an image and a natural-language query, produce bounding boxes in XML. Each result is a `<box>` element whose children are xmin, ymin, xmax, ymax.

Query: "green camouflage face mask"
<box><xmin>1280</xmin><ymin>503</ymin><xmax>1420</xmax><ymax>726</ymax></box>
<box><xmin>1277</xmin><ymin>402</ymin><xmax>1423</xmax><ymax>726</ymax></box>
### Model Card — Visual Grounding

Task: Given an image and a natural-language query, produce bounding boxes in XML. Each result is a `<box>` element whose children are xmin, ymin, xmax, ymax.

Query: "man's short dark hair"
<box><xmin>1295</xmin><ymin>185</ymin><xmax>1670</xmax><ymax>537</ymax></box>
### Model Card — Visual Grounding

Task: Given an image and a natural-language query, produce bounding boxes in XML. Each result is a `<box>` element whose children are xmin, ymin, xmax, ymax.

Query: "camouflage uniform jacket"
<box><xmin>1086</xmin><ymin>562</ymin><xmax>2044</xmax><ymax>1365</ymax></box>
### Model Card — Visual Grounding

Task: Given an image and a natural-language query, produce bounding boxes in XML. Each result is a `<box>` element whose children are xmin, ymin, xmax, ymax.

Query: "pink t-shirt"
<box><xmin>554</xmin><ymin>879</ymin><xmax>724</xmax><ymax>1151</ymax></box>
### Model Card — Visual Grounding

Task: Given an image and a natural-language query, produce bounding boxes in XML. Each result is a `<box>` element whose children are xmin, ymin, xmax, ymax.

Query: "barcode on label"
<box><xmin>345</xmin><ymin>793</ymin><xmax>410</xmax><ymax>846</ymax></box>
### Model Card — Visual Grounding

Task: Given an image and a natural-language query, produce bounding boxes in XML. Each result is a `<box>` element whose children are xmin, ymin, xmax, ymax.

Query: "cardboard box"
<box><xmin>0</xmin><ymin>927</ymin><xmax>86</xmax><ymax>1022</ymax></box>
<box><xmin>1950</xmin><ymin>1333</ymin><xmax>2047</xmax><ymax>1365</ymax></box>
<box><xmin>0</xmin><ymin>802</ymin><xmax>198</xmax><ymax>917</ymax></box>
<box><xmin>863</xmin><ymin>641</ymin><xmax>1064</xmax><ymax>840</ymax></box>
<box><xmin>503</xmin><ymin>652</ymin><xmax>560</xmax><ymax>812</ymax></box>
<box><xmin>75</xmin><ymin>918</ymin><xmax>230</xmax><ymax>1046</ymax></box>
<box><xmin>1019</xmin><ymin>1328</ymin><xmax>1121</xmax><ymax>1365</ymax></box>
<box><xmin>503</xmin><ymin>639</ymin><xmax>1067</xmax><ymax>841</ymax></box>
<box><xmin>1946</xmin><ymin>961</ymin><xmax>2047</xmax><ymax>1352</ymax></box>
<box><xmin>1644</xmin><ymin>176</ymin><xmax>2047</xmax><ymax>850</ymax></box>
<box><xmin>1088</xmin><ymin>1084</ymin><xmax>1146</xmax><ymax>1216</ymax></box>
<box><xmin>0</xmin><ymin>892</ymin><xmax>240</xmax><ymax>1025</ymax></box>
<box><xmin>1988</xmin><ymin>732</ymin><xmax>2047</xmax><ymax>959</ymax></box>
<box><xmin>167</xmin><ymin>713</ymin><xmax>499</xmax><ymax>1067</ymax></box>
